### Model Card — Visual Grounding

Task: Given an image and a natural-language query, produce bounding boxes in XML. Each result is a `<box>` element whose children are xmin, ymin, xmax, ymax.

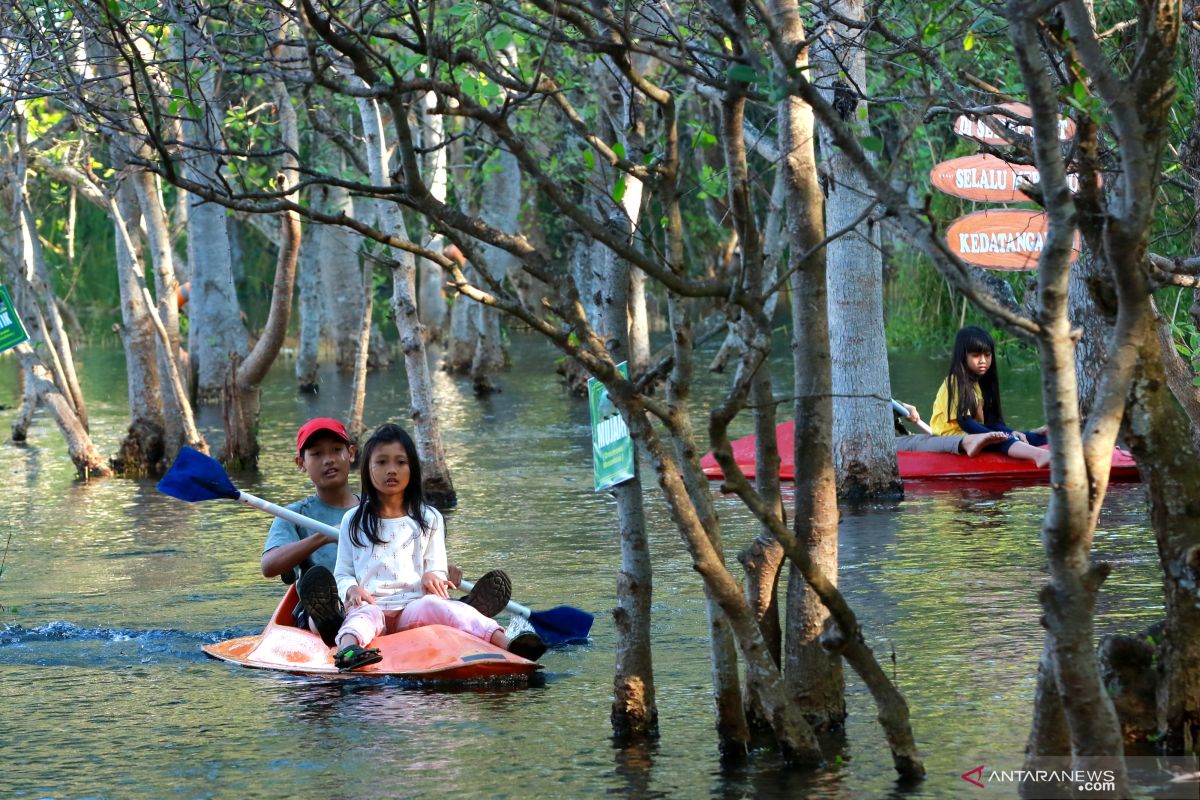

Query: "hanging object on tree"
<box><xmin>0</xmin><ymin>286</ymin><xmax>29</xmax><ymax>354</ymax></box>
<box><xmin>945</xmin><ymin>209</ymin><xmax>1080</xmax><ymax>271</ymax></box>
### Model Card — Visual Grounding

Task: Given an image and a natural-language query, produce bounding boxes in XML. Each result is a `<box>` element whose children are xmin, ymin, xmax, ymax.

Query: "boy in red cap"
<box><xmin>265</xmin><ymin>418</ymin><xmax>512</xmax><ymax>646</ymax></box>
<box><xmin>261</xmin><ymin>418</ymin><xmax>359</xmax><ymax>641</ymax></box>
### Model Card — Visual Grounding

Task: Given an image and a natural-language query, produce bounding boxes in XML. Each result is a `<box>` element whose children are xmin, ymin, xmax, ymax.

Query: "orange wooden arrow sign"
<box><xmin>953</xmin><ymin>102</ymin><xmax>1076</xmax><ymax>145</ymax></box>
<box><xmin>946</xmin><ymin>209</ymin><xmax>1080</xmax><ymax>271</ymax></box>
<box><xmin>930</xmin><ymin>154</ymin><xmax>1083</xmax><ymax>203</ymax></box>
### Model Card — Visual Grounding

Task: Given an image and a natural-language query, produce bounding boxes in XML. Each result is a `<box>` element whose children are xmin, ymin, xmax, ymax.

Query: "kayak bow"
<box><xmin>203</xmin><ymin>586</ymin><xmax>542</xmax><ymax>681</ymax></box>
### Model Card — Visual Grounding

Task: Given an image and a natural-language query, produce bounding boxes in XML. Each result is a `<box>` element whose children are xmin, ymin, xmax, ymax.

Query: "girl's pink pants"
<box><xmin>337</xmin><ymin>595</ymin><xmax>501</xmax><ymax>647</ymax></box>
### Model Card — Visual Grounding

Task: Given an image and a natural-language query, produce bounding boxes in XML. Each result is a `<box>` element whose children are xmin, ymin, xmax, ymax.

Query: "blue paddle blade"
<box><xmin>528</xmin><ymin>606</ymin><xmax>594</xmax><ymax>646</ymax></box>
<box><xmin>157</xmin><ymin>446</ymin><xmax>241</xmax><ymax>502</ymax></box>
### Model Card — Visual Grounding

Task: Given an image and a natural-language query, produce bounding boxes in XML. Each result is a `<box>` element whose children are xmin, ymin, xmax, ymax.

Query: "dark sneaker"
<box><xmin>297</xmin><ymin>566</ymin><xmax>344</xmax><ymax>647</ymax></box>
<box><xmin>508</xmin><ymin>631</ymin><xmax>547</xmax><ymax>662</ymax></box>
<box><xmin>461</xmin><ymin>569</ymin><xmax>512</xmax><ymax>618</ymax></box>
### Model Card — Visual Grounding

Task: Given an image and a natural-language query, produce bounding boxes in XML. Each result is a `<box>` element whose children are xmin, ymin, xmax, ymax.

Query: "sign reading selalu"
<box><xmin>930</xmin><ymin>154</ymin><xmax>1083</xmax><ymax>204</ymax></box>
<box><xmin>588</xmin><ymin>362</ymin><xmax>635</xmax><ymax>492</ymax></box>
<box><xmin>946</xmin><ymin>209</ymin><xmax>1080</xmax><ymax>271</ymax></box>
<box><xmin>0</xmin><ymin>286</ymin><xmax>29</xmax><ymax>353</ymax></box>
<box><xmin>953</xmin><ymin>101</ymin><xmax>1076</xmax><ymax>146</ymax></box>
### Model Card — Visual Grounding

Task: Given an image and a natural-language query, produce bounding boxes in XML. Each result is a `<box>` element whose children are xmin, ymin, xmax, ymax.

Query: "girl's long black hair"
<box><xmin>947</xmin><ymin>326</ymin><xmax>1004</xmax><ymax>426</ymax></box>
<box><xmin>347</xmin><ymin>423</ymin><xmax>431</xmax><ymax>547</ymax></box>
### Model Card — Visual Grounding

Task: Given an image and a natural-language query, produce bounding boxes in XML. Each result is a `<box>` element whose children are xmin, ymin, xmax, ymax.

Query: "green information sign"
<box><xmin>0</xmin><ymin>286</ymin><xmax>28</xmax><ymax>354</ymax></box>
<box><xmin>588</xmin><ymin>362</ymin><xmax>635</xmax><ymax>492</ymax></box>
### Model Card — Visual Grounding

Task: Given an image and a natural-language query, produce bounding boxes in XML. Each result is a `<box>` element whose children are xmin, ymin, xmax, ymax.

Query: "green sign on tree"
<box><xmin>588</xmin><ymin>362</ymin><xmax>635</xmax><ymax>492</ymax></box>
<box><xmin>0</xmin><ymin>286</ymin><xmax>28</xmax><ymax>353</ymax></box>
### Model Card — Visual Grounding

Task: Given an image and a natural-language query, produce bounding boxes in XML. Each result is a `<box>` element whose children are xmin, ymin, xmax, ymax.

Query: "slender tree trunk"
<box><xmin>12</xmin><ymin>343</ymin><xmax>111</xmax><ymax>478</ymax></box>
<box><xmin>473</xmin><ymin>131</ymin><xmax>520</xmax><ymax>393</ymax></box>
<box><xmin>318</xmin><ymin>181</ymin><xmax>361</xmax><ymax>372</ymax></box>
<box><xmin>179</xmin><ymin>51</ymin><xmax>248</xmax><ymax>401</ymax></box>
<box><xmin>1068</xmin><ymin>251</ymin><xmax>1112</xmax><ymax>420</ymax></box>
<box><xmin>771</xmin><ymin>0</ymin><xmax>846</xmax><ymax>731</ymax></box>
<box><xmin>355</xmin><ymin>92</ymin><xmax>457</xmax><ymax>506</ymax></box>
<box><xmin>131</xmin><ymin>169</ymin><xmax>198</xmax><ymax>462</ymax></box>
<box><xmin>295</xmin><ymin>205</ymin><xmax>323</xmax><ymax>393</ymax></box>
<box><xmin>347</xmin><ymin>269</ymin><xmax>373</xmax><ymax>440</ymax></box>
<box><xmin>595</xmin><ymin>222</ymin><xmax>658</xmax><ymax>742</ymax></box>
<box><xmin>419</xmin><ymin>92</ymin><xmax>449</xmax><ymax>338</ymax></box>
<box><xmin>813</xmin><ymin>0</ymin><xmax>899</xmax><ymax>500</ymax></box>
<box><xmin>111</xmin><ymin>177</ymin><xmax>166</xmax><ymax>475</ymax></box>
<box><xmin>220</xmin><ymin>40</ymin><xmax>302</xmax><ymax>469</ymax></box>
<box><xmin>11</xmin><ymin>362</ymin><xmax>37</xmax><ymax>442</ymax></box>
<box><xmin>1126</xmin><ymin>323</ymin><xmax>1200</xmax><ymax>753</ymax></box>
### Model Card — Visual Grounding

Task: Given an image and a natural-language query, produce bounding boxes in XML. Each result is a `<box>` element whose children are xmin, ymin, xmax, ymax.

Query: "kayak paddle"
<box><xmin>891</xmin><ymin>398</ymin><xmax>934</xmax><ymax>435</ymax></box>
<box><xmin>157</xmin><ymin>446</ymin><xmax>593</xmax><ymax>645</ymax></box>
<box><xmin>458</xmin><ymin>578</ymin><xmax>592</xmax><ymax>646</ymax></box>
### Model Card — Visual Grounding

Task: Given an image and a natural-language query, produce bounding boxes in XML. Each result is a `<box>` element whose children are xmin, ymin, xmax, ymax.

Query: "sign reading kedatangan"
<box><xmin>0</xmin><ymin>286</ymin><xmax>29</xmax><ymax>353</ymax></box>
<box><xmin>589</xmin><ymin>362</ymin><xmax>634</xmax><ymax>492</ymax></box>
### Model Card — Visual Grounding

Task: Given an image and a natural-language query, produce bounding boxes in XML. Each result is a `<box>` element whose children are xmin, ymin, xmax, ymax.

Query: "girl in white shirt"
<box><xmin>330</xmin><ymin>423</ymin><xmax>545</xmax><ymax>669</ymax></box>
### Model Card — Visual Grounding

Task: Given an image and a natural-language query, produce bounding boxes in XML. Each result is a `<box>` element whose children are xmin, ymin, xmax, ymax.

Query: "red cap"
<box><xmin>295</xmin><ymin>418</ymin><xmax>350</xmax><ymax>455</ymax></box>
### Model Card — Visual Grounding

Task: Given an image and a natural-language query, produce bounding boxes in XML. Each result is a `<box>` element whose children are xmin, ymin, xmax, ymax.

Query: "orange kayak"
<box><xmin>203</xmin><ymin>585</ymin><xmax>542</xmax><ymax>681</ymax></box>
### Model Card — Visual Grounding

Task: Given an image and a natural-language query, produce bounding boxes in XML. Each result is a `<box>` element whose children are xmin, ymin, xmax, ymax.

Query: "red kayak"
<box><xmin>203</xmin><ymin>585</ymin><xmax>542</xmax><ymax>681</ymax></box>
<box><xmin>699</xmin><ymin>421</ymin><xmax>1141</xmax><ymax>483</ymax></box>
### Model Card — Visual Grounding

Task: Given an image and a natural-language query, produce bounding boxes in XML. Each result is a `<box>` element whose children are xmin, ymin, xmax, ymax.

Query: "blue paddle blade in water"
<box><xmin>156</xmin><ymin>446</ymin><xmax>241</xmax><ymax>502</ymax></box>
<box><xmin>529</xmin><ymin>606</ymin><xmax>593</xmax><ymax>645</ymax></box>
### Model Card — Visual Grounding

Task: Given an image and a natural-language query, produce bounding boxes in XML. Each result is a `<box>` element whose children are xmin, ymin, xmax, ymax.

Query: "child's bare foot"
<box><xmin>1033</xmin><ymin>449</ymin><xmax>1051</xmax><ymax>469</ymax></box>
<box><xmin>961</xmin><ymin>431</ymin><xmax>1009</xmax><ymax>457</ymax></box>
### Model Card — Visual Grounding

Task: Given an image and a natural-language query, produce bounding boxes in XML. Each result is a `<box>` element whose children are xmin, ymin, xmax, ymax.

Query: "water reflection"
<box><xmin>0</xmin><ymin>339</ymin><xmax>1175</xmax><ymax>799</ymax></box>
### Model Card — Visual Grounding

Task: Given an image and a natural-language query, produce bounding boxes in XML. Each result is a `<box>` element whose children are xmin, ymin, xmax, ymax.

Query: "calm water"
<box><xmin>0</xmin><ymin>337</ymin><xmax>1171</xmax><ymax>799</ymax></box>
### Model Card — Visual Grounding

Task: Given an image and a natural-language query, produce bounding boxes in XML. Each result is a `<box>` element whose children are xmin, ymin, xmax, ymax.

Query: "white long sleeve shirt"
<box><xmin>333</xmin><ymin>505</ymin><xmax>448</xmax><ymax>610</ymax></box>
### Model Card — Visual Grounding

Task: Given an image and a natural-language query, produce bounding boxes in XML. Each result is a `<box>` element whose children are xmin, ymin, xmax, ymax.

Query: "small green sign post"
<box><xmin>0</xmin><ymin>286</ymin><xmax>28</xmax><ymax>353</ymax></box>
<box><xmin>588</xmin><ymin>362</ymin><xmax>635</xmax><ymax>492</ymax></box>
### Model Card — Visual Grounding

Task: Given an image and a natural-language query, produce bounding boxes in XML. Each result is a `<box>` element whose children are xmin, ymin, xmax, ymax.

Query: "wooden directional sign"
<box><xmin>930</xmin><ymin>154</ymin><xmax>1083</xmax><ymax>203</ymax></box>
<box><xmin>946</xmin><ymin>209</ymin><xmax>1080</xmax><ymax>271</ymax></box>
<box><xmin>953</xmin><ymin>102</ymin><xmax>1076</xmax><ymax>146</ymax></box>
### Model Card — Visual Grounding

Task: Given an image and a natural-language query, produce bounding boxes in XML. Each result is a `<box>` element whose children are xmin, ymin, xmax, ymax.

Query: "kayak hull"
<box><xmin>700</xmin><ymin>421</ymin><xmax>1140</xmax><ymax>483</ymax></box>
<box><xmin>203</xmin><ymin>586</ymin><xmax>541</xmax><ymax>681</ymax></box>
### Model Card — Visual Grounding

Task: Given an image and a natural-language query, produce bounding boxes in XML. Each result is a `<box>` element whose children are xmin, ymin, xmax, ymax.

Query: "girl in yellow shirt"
<box><xmin>930</xmin><ymin>326</ymin><xmax>1050</xmax><ymax>468</ymax></box>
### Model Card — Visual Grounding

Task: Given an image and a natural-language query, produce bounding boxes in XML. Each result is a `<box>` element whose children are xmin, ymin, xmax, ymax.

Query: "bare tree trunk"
<box><xmin>13</xmin><ymin>344</ymin><xmax>111</xmax><ymax>478</ymax></box>
<box><xmin>295</xmin><ymin>207</ymin><xmax>323</xmax><ymax>393</ymax></box>
<box><xmin>12</xmin><ymin>361</ymin><xmax>37</xmax><ymax>442</ymax></box>
<box><xmin>595</xmin><ymin>222</ymin><xmax>658</xmax><ymax>742</ymax></box>
<box><xmin>771</xmin><ymin>0</ymin><xmax>846</xmax><ymax>731</ymax></box>
<box><xmin>111</xmin><ymin>177</ymin><xmax>166</xmax><ymax>475</ymax></box>
<box><xmin>177</xmin><ymin>40</ymin><xmax>248</xmax><ymax>401</ymax></box>
<box><xmin>1127</xmin><ymin>325</ymin><xmax>1200</xmax><ymax>753</ymax></box>
<box><xmin>221</xmin><ymin>44</ymin><xmax>302</xmax><ymax>469</ymax></box>
<box><xmin>473</xmin><ymin>132</ymin><xmax>520</xmax><ymax>393</ymax></box>
<box><xmin>813</xmin><ymin>0</ymin><xmax>899</xmax><ymax>500</ymax></box>
<box><xmin>347</xmin><ymin>270</ymin><xmax>373</xmax><ymax>440</ymax></box>
<box><xmin>1068</xmin><ymin>251</ymin><xmax>1112</xmax><ymax>420</ymax></box>
<box><xmin>355</xmin><ymin>92</ymin><xmax>458</xmax><ymax>506</ymax></box>
<box><xmin>318</xmin><ymin>181</ymin><xmax>361</xmax><ymax>371</ymax></box>
<box><xmin>418</xmin><ymin>92</ymin><xmax>449</xmax><ymax>338</ymax></box>
<box><xmin>131</xmin><ymin>169</ymin><xmax>196</xmax><ymax>463</ymax></box>
<box><xmin>8</xmin><ymin>113</ymin><xmax>87</xmax><ymax>429</ymax></box>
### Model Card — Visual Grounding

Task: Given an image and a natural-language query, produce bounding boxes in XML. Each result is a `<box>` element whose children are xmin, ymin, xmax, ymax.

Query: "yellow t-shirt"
<box><xmin>930</xmin><ymin>378</ymin><xmax>983</xmax><ymax>436</ymax></box>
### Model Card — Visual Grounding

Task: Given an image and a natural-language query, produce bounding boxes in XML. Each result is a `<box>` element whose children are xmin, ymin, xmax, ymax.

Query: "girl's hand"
<box><xmin>901</xmin><ymin>402</ymin><xmax>922</xmax><ymax>423</ymax></box>
<box><xmin>422</xmin><ymin>571</ymin><xmax>452</xmax><ymax>599</ymax></box>
<box><xmin>1014</xmin><ymin>431</ymin><xmax>1029</xmax><ymax>443</ymax></box>
<box><xmin>345</xmin><ymin>585</ymin><xmax>374</xmax><ymax>609</ymax></box>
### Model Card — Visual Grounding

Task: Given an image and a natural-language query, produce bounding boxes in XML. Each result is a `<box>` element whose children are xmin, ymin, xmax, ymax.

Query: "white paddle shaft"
<box><xmin>891</xmin><ymin>398</ymin><xmax>935</xmax><ymax>436</ymax></box>
<box><xmin>237</xmin><ymin>491</ymin><xmax>340</xmax><ymax>537</ymax></box>
<box><xmin>238</xmin><ymin>490</ymin><xmax>534</xmax><ymax>620</ymax></box>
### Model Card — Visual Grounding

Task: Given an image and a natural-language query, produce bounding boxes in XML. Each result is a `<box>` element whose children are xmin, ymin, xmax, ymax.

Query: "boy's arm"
<box><xmin>260</xmin><ymin>531</ymin><xmax>337</xmax><ymax>578</ymax></box>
